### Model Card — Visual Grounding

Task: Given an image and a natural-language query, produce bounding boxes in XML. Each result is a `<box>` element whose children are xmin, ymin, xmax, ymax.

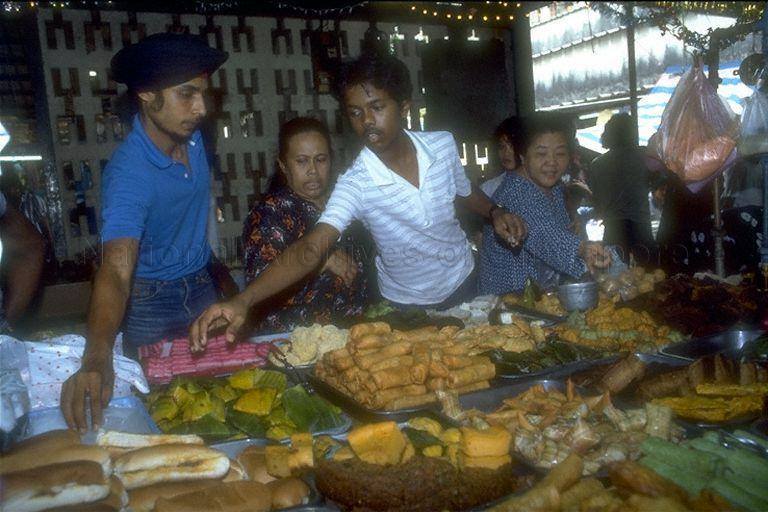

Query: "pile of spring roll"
<box><xmin>315</xmin><ymin>322</ymin><xmax>496</xmax><ymax>410</ymax></box>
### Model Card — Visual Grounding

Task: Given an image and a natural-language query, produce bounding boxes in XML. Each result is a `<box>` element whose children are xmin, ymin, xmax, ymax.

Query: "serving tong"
<box><xmin>268</xmin><ymin>343</ymin><xmax>315</xmax><ymax>394</ymax></box>
<box><xmin>714</xmin><ymin>428</ymin><xmax>768</xmax><ymax>459</ymax></box>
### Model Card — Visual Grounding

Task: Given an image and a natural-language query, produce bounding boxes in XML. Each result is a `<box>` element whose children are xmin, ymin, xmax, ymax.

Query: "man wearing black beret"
<box><xmin>60</xmin><ymin>33</ymin><xmax>229</xmax><ymax>431</ymax></box>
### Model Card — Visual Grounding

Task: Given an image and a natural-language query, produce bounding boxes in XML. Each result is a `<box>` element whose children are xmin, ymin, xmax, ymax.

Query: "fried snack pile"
<box><xmin>466</xmin><ymin>382</ymin><xmax>677</xmax><ymax>475</ymax></box>
<box><xmin>555</xmin><ymin>298</ymin><xmax>684</xmax><ymax>352</ymax></box>
<box><xmin>652</xmin><ymin>382</ymin><xmax>766</xmax><ymax>423</ymax></box>
<box><xmin>487</xmin><ymin>454</ymin><xmax>735</xmax><ymax>512</ymax></box>
<box><xmin>315</xmin><ymin>322</ymin><xmax>497</xmax><ymax>410</ymax></box>
<box><xmin>267</xmin><ymin>324</ymin><xmax>348</xmax><ymax>367</ymax></box>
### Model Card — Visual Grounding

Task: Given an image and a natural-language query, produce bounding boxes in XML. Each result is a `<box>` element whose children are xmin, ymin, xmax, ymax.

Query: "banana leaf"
<box><xmin>150</xmin><ymin>396</ymin><xmax>179</xmax><ymax>423</ymax></box>
<box><xmin>228</xmin><ymin>409</ymin><xmax>268</xmax><ymax>438</ymax></box>
<box><xmin>182</xmin><ymin>391</ymin><xmax>216</xmax><ymax>422</ymax></box>
<box><xmin>234</xmin><ymin>388</ymin><xmax>278</xmax><ymax>416</ymax></box>
<box><xmin>228</xmin><ymin>368</ymin><xmax>287</xmax><ymax>391</ymax></box>
<box><xmin>403</xmin><ymin>427</ymin><xmax>444</xmax><ymax>450</ymax></box>
<box><xmin>281</xmin><ymin>385</ymin><xmax>344</xmax><ymax>432</ymax></box>
<box><xmin>169</xmin><ymin>414</ymin><xmax>236</xmax><ymax>442</ymax></box>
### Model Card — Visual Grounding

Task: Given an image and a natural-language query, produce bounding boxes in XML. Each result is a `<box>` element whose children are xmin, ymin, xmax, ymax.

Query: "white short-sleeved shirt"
<box><xmin>319</xmin><ymin>130</ymin><xmax>474</xmax><ymax>305</ymax></box>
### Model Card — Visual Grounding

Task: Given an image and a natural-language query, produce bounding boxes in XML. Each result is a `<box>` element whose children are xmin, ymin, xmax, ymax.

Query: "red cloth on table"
<box><xmin>138</xmin><ymin>335</ymin><xmax>271</xmax><ymax>385</ymax></box>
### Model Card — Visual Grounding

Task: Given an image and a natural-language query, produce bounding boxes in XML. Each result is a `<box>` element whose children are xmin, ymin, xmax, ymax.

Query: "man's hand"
<box><xmin>189</xmin><ymin>295</ymin><xmax>250</xmax><ymax>351</ymax></box>
<box><xmin>60</xmin><ymin>352</ymin><xmax>114</xmax><ymax>432</ymax></box>
<box><xmin>491</xmin><ymin>208</ymin><xmax>527</xmax><ymax>247</ymax></box>
<box><xmin>322</xmin><ymin>249</ymin><xmax>358</xmax><ymax>287</ymax></box>
<box><xmin>579</xmin><ymin>242</ymin><xmax>612</xmax><ymax>275</ymax></box>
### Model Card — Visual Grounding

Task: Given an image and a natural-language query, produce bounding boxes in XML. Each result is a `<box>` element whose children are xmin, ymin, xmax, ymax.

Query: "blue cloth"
<box><xmin>101</xmin><ymin>115</ymin><xmax>211</xmax><ymax>280</ymax></box>
<box><xmin>479</xmin><ymin>173</ymin><xmax>586</xmax><ymax>295</ymax></box>
<box><xmin>122</xmin><ymin>267</ymin><xmax>217</xmax><ymax>352</ymax></box>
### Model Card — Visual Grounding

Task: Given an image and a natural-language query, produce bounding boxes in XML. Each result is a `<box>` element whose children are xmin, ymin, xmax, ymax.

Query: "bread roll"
<box><xmin>6</xmin><ymin>429</ymin><xmax>80</xmax><ymax>455</ymax></box>
<box><xmin>0</xmin><ymin>444</ymin><xmax>111</xmax><ymax>476</ymax></box>
<box><xmin>128</xmin><ymin>480</ymin><xmax>221</xmax><ymax>512</ymax></box>
<box><xmin>268</xmin><ymin>477</ymin><xmax>311</xmax><ymax>509</ymax></box>
<box><xmin>154</xmin><ymin>480</ymin><xmax>272</xmax><ymax>512</ymax></box>
<box><xmin>114</xmin><ymin>444</ymin><xmax>229</xmax><ymax>490</ymax></box>
<box><xmin>96</xmin><ymin>431</ymin><xmax>204</xmax><ymax>450</ymax></box>
<box><xmin>50</xmin><ymin>476</ymin><xmax>128</xmax><ymax>512</ymax></box>
<box><xmin>1</xmin><ymin>460</ymin><xmax>110</xmax><ymax>512</ymax></box>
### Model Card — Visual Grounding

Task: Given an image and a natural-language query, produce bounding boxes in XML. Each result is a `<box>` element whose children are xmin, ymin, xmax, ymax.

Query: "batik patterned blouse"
<box><xmin>478</xmin><ymin>172</ymin><xmax>587</xmax><ymax>295</ymax></box>
<box><xmin>243</xmin><ymin>186</ymin><xmax>367</xmax><ymax>333</ymax></box>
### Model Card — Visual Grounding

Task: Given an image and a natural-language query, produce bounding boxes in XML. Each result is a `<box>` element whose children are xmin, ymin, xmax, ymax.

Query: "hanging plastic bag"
<box><xmin>647</xmin><ymin>61</ymin><xmax>740</xmax><ymax>186</ymax></box>
<box><xmin>738</xmin><ymin>85</ymin><xmax>768</xmax><ymax>157</ymax></box>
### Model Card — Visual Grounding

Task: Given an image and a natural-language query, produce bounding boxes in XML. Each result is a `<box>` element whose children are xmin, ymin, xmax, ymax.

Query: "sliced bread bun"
<box><xmin>154</xmin><ymin>481</ymin><xmax>272</xmax><ymax>512</ymax></box>
<box><xmin>1</xmin><ymin>460</ymin><xmax>109</xmax><ymax>512</ymax></box>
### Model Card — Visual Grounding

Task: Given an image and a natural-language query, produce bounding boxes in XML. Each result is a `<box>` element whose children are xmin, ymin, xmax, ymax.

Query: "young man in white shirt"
<box><xmin>190</xmin><ymin>52</ymin><xmax>526</xmax><ymax>348</ymax></box>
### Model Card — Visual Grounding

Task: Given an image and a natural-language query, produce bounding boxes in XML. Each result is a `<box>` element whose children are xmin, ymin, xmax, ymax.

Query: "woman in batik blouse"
<box><xmin>478</xmin><ymin>113</ymin><xmax>611</xmax><ymax>295</ymax></box>
<box><xmin>242</xmin><ymin>117</ymin><xmax>367</xmax><ymax>333</ymax></box>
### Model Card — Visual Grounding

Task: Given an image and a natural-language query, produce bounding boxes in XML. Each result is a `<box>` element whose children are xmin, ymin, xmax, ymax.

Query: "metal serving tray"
<box><xmin>210</xmin><ymin>438</ymin><xmax>323</xmax><ymax>510</ymax></box>
<box><xmin>492</xmin><ymin>352</ymin><xmax>621</xmax><ymax>381</ymax></box>
<box><xmin>308</xmin><ymin>374</ymin><xmax>441</xmax><ymax>423</ymax></box>
<box><xmin>659</xmin><ymin>329</ymin><xmax>764</xmax><ymax>361</ymax></box>
<box><xmin>436</xmin><ymin>379</ymin><xmax>567</xmax><ymax>426</ymax></box>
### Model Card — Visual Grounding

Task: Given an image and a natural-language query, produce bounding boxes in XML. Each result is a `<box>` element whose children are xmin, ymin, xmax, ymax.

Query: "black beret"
<box><xmin>111</xmin><ymin>32</ymin><xmax>228</xmax><ymax>91</ymax></box>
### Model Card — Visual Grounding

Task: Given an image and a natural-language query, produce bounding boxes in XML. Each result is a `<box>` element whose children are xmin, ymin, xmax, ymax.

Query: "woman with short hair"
<box><xmin>242</xmin><ymin>117</ymin><xmax>367</xmax><ymax>333</ymax></box>
<box><xmin>479</xmin><ymin>113</ymin><xmax>611</xmax><ymax>294</ymax></box>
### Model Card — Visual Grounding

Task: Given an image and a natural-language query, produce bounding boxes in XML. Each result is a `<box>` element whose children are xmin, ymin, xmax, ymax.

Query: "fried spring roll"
<box><xmin>394</xmin><ymin>326</ymin><xmax>438</xmax><ymax>338</ymax></box>
<box><xmin>427</xmin><ymin>378</ymin><xmax>447</xmax><ymax>391</ymax></box>
<box><xmin>368</xmin><ymin>355</ymin><xmax>414</xmax><ymax>373</ymax></box>
<box><xmin>351</xmin><ymin>333</ymin><xmax>390</xmax><ymax>352</ymax></box>
<box><xmin>371</xmin><ymin>366</ymin><xmax>415</xmax><ymax>390</ymax></box>
<box><xmin>333</xmin><ymin>356</ymin><xmax>356</xmax><ymax>371</ymax></box>
<box><xmin>454</xmin><ymin>380</ymin><xmax>490</xmax><ymax>394</ymax></box>
<box><xmin>411</xmin><ymin>364</ymin><xmax>429</xmax><ymax>384</ymax></box>
<box><xmin>429</xmin><ymin>360</ymin><xmax>451</xmax><ymax>378</ymax></box>
<box><xmin>354</xmin><ymin>341</ymin><xmax>413</xmax><ymax>369</ymax></box>
<box><xmin>326</xmin><ymin>347</ymin><xmax>350</xmax><ymax>362</ymax></box>
<box><xmin>447</xmin><ymin>362</ymin><xmax>495</xmax><ymax>388</ymax></box>
<box><xmin>443</xmin><ymin>355</ymin><xmax>476</xmax><ymax>369</ymax></box>
<box><xmin>442</xmin><ymin>344</ymin><xmax>471</xmax><ymax>355</ymax></box>
<box><xmin>371</xmin><ymin>384</ymin><xmax>428</xmax><ymax>408</ymax></box>
<box><xmin>349</xmin><ymin>322</ymin><xmax>390</xmax><ymax>340</ymax></box>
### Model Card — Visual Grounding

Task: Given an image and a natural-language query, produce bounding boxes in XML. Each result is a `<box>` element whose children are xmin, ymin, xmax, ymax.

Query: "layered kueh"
<box><xmin>111</xmin><ymin>32</ymin><xmax>228</xmax><ymax>91</ymax></box>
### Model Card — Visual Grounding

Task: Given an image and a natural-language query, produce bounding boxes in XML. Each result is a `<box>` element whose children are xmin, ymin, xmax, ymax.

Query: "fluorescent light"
<box><xmin>88</xmin><ymin>70</ymin><xmax>97</xmax><ymax>77</ymax></box>
<box><xmin>0</xmin><ymin>155</ymin><xmax>43</xmax><ymax>161</ymax></box>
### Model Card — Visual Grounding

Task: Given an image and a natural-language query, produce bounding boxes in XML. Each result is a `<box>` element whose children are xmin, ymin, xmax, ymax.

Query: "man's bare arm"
<box><xmin>60</xmin><ymin>238</ymin><xmax>138</xmax><ymax>431</ymax></box>
<box><xmin>190</xmin><ymin>223</ymin><xmax>340</xmax><ymax>349</ymax></box>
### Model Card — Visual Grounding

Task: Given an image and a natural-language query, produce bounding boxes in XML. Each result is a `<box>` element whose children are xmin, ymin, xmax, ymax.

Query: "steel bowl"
<box><xmin>557</xmin><ymin>281</ymin><xmax>598</xmax><ymax>311</ymax></box>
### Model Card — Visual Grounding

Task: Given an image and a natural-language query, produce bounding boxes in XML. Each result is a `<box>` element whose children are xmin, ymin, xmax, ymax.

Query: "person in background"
<box><xmin>0</xmin><ymin>192</ymin><xmax>44</xmax><ymax>333</ymax></box>
<box><xmin>190</xmin><ymin>51</ymin><xmax>527</xmax><ymax>347</ymax></box>
<box><xmin>588</xmin><ymin>113</ymin><xmax>654</xmax><ymax>262</ymax></box>
<box><xmin>60</xmin><ymin>32</ymin><xmax>228</xmax><ymax>431</ymax></box>
<box><xmin>242</xmin><ymin>117</ymin><xmax>367</xmax><ymax>333</ymax></box>
<box><xmin>480</xmin><ymin>116</ymin><xmax>523</xmax><ymax>198</ymax></box>
<box><xmin>0</xmin><ymin>168</ymin><xmax>57</xmax><ymax>284</ymax></box>
<box><xmin>478</xmin><ymin>113</ymin><xmax>611</xmax><ymax>295</ymax></box>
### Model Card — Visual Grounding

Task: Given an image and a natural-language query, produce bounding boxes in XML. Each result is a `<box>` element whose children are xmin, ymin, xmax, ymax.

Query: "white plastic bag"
<box><xmin>739</xmin><ymin>87</ymin><xmax>768</xmax><ymax>157</ymax></box>
<box><xmin>0</xmin><ymin>334</ymin><xmax>149</xmax><ymax>411</ymax></box>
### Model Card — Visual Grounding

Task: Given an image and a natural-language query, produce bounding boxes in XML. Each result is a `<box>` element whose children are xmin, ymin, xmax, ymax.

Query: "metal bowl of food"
<box><xmin>557</xmin><ymin>281</ymin><xmax>598</xmax><ymax>311</ymax></box>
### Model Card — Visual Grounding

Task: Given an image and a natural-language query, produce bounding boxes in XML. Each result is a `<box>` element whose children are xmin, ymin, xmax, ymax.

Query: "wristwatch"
<box><xmin>489</xmin><ymin>203</ymin><xmax>504</xmax><ymax>218</ymax></box>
